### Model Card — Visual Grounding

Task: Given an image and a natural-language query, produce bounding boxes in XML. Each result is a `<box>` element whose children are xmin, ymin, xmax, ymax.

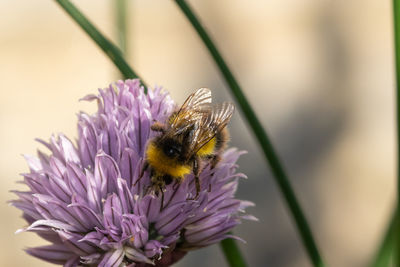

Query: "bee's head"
<box><xmin>161</xmin><ymin>138</ymin><xmax>182</xmax><ymax>158</ymax></box>
<box><xmin>146</xmin><ymin>137</ymin><xmax>192</xmax><ymax>179</ymax></box>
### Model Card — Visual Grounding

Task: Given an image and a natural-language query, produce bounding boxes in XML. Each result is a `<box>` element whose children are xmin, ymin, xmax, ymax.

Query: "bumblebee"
<box><xmin>142</xmin><ymin>88</ymin><xmax>234</xmax><ymax>202</ymax></box>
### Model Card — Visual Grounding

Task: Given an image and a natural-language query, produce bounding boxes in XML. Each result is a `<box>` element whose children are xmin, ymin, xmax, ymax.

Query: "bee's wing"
<box><xmin>170</xmin><ymin>88</ymin><xmax>212</xmax><ymax>128</ymax></box>
<box><xmin>190</xmin><ymin>102</ymin><xmax>235</xmax><ymax>154</ymax></box>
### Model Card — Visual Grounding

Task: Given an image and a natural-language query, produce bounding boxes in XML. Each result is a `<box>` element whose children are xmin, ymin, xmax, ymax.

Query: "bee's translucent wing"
<box><xmin>170</xmin><ymin>88</ymin><xmax>212</xmax><ymax>128</ymax></box>
<box><xmin>180</xmin><ymin>88</ymin><xmax>212</xmax><ymax>111</ymax></box>
<box><xmin>190</xmin><ymin>102</ymin><xmax>235</xmax><ymax>154</ymax></box>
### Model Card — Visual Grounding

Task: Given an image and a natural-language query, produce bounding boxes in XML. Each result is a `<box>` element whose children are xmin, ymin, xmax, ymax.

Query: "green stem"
<box><xmin>394</xmin><ymin>0</ymin><xmax>400</xmax><ymax>265</ymax></box>
<box><xmin>54</xmin><ymin>0</ymin><xmax>145</xmax><ymax>89</ymax></box>
<box><xmin>371</xmin><ymin>211</ymin><xmax>396</xmax><ymax>267</ymax></box>
<box><xmin>174</xmin><ymin>1</ymin><xmax>324</xmax><ymax>267</ymax></box>
<box><xmin>220</xmin><ymin>238</ymin><xmax>247</xmax><ymax>267</ymax></box>
<box><xmin>115</xmin><ymin>0</ymin><xmax>128</xmax><ymax>56</ymax></box>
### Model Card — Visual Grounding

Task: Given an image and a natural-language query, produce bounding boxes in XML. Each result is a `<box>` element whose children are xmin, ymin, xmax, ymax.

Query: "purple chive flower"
<box><xmin>11</xmin><ymin>79</ymin><xmax>256</xmax><ymax>266</ymax></box>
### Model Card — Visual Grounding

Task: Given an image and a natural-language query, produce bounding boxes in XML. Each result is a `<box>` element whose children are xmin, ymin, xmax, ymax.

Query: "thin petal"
<box><xmin>125</xmin><ymin>247</ymin><xmax>153</xmax><ymax>265</ymax></box>
<box><xmin>57</xmin><ymin>231</ymin><xmax>96</xmax><ymax>256</ymax></box>
<box><xmin>59</xmin><ymin>135</ymin><xmax>81</xmax><ymax>164</ymax></box>
<box><xmin>116</xmin><ymin>178</ymin><xmax>134</xmax><ymax>214</ymax></box>
<box><xmin>27</xmin><ymin>219</ymin><xmax>77</xmax><ymax>232</ymax></box>
<box><xmin>98</xmin><ymin>248</ymin><xmax>124</xmax><ymax>267</ymax></box>
<box><xmin>94</xmin><ymin>152</ymin><xmax>120</xmax><ymax>197</ymax></box>
<box><xmin>25</xmin><ymin>244</ymin><xmax>74</xmax><ymax>265</ymax></box>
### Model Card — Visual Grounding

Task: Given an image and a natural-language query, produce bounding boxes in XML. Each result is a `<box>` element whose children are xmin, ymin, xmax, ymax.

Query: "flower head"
<box><xmin>11</xmin><ymin>79</ymin><xmax>255</xmax><ymax>266</ymax></box>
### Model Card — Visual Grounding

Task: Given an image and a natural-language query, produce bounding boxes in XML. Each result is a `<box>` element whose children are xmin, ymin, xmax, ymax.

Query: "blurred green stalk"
<box><xmin>54</xmin><ymin>0</ymin><xmax>145</xmax><ymax>89</ymax></box>
<box><xmin>394</xmin><ymin>0</ymin><xmax>400</xmax><ymax>265</ymax></box>
<box><xmin>374</xmin><ymin>1</ymin><xmax>400</xmax><ymax>266</ymax></box>
<box><xmin>220</xmin><ymin>238</ymin><xmax>247</xmax><ymax>267</ymax></box>
<box><xmin>174</xmin><ymin>1</ymin><xmax>324</xmax><ymax>267</ymax></box>
<box><xmin>371</xmin><ymin>211</ymin><xmax>396</xmax><ymax>267</ymax></box>
<box><xmin>115</xmin><ymin>0</ymin><xmax>128</xmax><ymax>56</ymax></box>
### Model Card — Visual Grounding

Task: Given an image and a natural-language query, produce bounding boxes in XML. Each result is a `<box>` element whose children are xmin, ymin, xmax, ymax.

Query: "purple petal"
<box><xmin>66</xmin><ymin>162</ymin><xmax>87</xmax><ymax>199</ymax></box>
<box><xmin>103</xmin><ymin>194</ymin><xmax>123</xmax><ymax>240</ymax></box>
<box><xmin>80</xmin><ymin>93</ymin><xmax>99</xmax><ymax>102</ymax></box>
<box><xmin>144</xmin><ymin>240</ymin><xmax>167</xmax><ymax>258</ymax></box>
<box><xmin>57</xmin><ymin>230</ymin><xmax>96</xmax><ymax>256</ymax></box>
<box><xmin>10</xmin><ymin>199</ymin><xmax>41</xmax><ymax>221</ymax></box>
<box><xmin>125</xmin><ymin>247</ymin><xmax>153</xmax><ymax>265</ymax></box>
<box><xmin>27</xmin><ymin>219</ymin><xmax>77</xmax><ymax>232</ymax></box>
<box><xmin>48</xmin><ymin>156</ymin><xmax>67</xmax><ymax>179</ymax></box>
<box><xmin>59</xmin><ymin>135</ymin><xmax>81</xmax><ymax>164</ymax></box>
<box><xmin>121</xmin><ymin>214</ymin><xmax>148</xmax><ymax>248</ymax></box>
<box><xmin>127</xmin><ymin>100</ymin><xmax>151</xmax><ymax>156</ymax></box>
<box><xmin>185</xmin><ymin>217</ymin><xmax>239</xmax><ymax>245</ymax></box>
<box><xmin>78</xmin><ymin>114</ymin><xmax>98</xmax><ymax>168</ymax></box>
<box><xmin>23</xmin><ymin>154</ymin><xmax>43</xmax><ymax>172</ymax></box>
<box><xmin>116</xmin><ymin>178</ymin><xmax>134</xmax><ymax>214</ymax></box>
<box><xmin>25</xmin><ymin>244</ymin><xmax>75</xmax><ymax>265</ymax></box>
<box><xmin>155</xmin><ymin>201</ymin><xmax>195</xmax><ymax>235</ymax></box>
<box><xmin>139</xmin><ymin>195</ymin><xmax>161</xmax><ymax>223</ymax></box>
<box><xmin>120</xmin><ymin>148</ymin><xmax>140</xmax><ymax>188</ymax></box>
<box><xmin>94</xmin><ymin>152</ymin><xmax>120</xmax><ymax>197</ymax></box>
<box><xmin>68</xmin><ymin>195</ymin><xmax>103</xmax><ymax>229</ymax></box>
<box><xmin>98</xmin><ymin>248</ymin><xmax>124</xmax><ymax>267</ymax></box>
<box><xmin>22</xmin><ymin>173</ymin><xmax>48</xmax><ymax>194</ymax></box>
<box><xmin>85</xmin><ymin>169</ymin><xmax>102</xmax><ymax>213</ymax></box>
<box><xmin>47</xmin><ymin>174</ymin><xmax>72</xmax><ymax>203</ymax></box>
<box><xmin>106</xmin><ymin>121</ymin><xmax>122</xmax><ymax>160</ymax></box>
<box><xmin>81</xmin><ymin>253</ymin><xmax>102</xmax><ymax>265</ymax></box>
<box><xmin>241</xmin><ymin>214</ymin><xmax>259</xmax><ymax>221</ymax></box>
<box><xmin>63</xmin><ymin>256</ymin><xmax>80</xmax><ymax>267</ymax></box>
<box><xmin>160</xmin><ymin>233</ymin><xmax>180</xmax><ymax>247</ymax></box>
<box><xmin>32</xmin><ymin>194</ymin><xmax>86</xmax><ymax>231</ymax></box>
<box><xmin>80</xmin><ymin>230</ymin><xmax>103</xmax><ymax>244</ymax></box>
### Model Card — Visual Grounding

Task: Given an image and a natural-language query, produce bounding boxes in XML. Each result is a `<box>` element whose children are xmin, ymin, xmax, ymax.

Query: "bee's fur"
<box><xmin>143</xmin><ymin>123</ymin><xmax>229</xmax><ymax>202</ymax></box>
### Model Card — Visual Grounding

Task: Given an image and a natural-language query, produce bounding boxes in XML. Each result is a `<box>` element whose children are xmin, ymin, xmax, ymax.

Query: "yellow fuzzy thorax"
<box><xmin>196</xmin><ymin>136</ymin><xmax>216</xmax><ymax>156</ymax></box>
<box><xmin>146</xmin><ymin>142</ymin><xmax>191</xmax><ymax>178</ymax></box>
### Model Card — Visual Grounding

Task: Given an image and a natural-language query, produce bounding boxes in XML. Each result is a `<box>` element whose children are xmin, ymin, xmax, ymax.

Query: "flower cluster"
<box><xmin>11</xmin><ymin>80</ymin><xmax>255</xmax><ymax>266</ymax></box>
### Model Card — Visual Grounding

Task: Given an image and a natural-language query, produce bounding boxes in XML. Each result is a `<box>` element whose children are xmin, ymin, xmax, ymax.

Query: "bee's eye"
<box><xmin>163</xmin><ymin>146</ymin><xmax>180</xmax><ymax>157</ymax></box>
<box><xmin>166</xmin><ymin>148</ymin><xmax>175</xmax><ymax>156</ymax></box>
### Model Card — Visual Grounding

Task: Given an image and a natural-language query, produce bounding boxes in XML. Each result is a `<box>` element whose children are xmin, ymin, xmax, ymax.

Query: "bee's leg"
<box><xmin>150</xmin><ymin>121</ymin><xmax>167</xmax><ymax>133</ymax></box>
<box><xmin>160</xmin><ymin>185</ymin><xmax>165</xmax><ymax>212</ymax></box>
<box><xmin>205</xmin><ymin>154</ymin><xmax>222</xmax><ymax>193</ymax></box>
<box><xmin>194</xmin><ymin>176</ymin><xmax>200</xmax><ymax>200</ymax></box>
<box><xmin>144</xmin><ymin>184</ymin><xmax>153</xmax><ymax>196</ymax></box>
<box><xmin>210</xmin><ymin>154</ymin><xmax>221</xmax><ymax>170</ymax></box>
<box><xmin>192</xmin><ymin>156</ymin><xmax>202</xmax><ymax>200</ymax></box>
<box><xmin>172</xmin><ymin>179</ymin><xmax>181</xmax><ymax>191</ymax></box>
<box><xmin>134</xmin><ymin>161</ymin><xmax>149</xmax><ymax>186</ymax></box>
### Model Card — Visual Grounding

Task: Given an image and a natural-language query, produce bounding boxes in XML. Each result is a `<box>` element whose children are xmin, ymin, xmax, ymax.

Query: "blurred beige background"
<box><xmin>0</xmin><ymin>0</ymin><xmax>395</xmax><ymax>266</ymax></box>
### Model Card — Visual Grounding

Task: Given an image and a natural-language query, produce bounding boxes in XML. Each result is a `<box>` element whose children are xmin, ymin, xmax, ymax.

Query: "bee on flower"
<box><xmin>11</xmin><ymin>80</ymin><xmax>256</xmax><ymax>266</ymax></box>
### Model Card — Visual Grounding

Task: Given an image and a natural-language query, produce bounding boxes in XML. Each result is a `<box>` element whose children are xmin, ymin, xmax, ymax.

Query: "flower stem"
<box><xmin>371</xmin><ymin>211</ymin><xmax>396</xmax><ymax>267</ymax></box>
<box><xmin>115</xmin><ymin>0</ymin><xmax>128</xmax><ymax>56</ymax></box>
<box><xmin>174</xmin><ymin>1</ymin><xmax>324</xmax><ymax>266</ymax></box>
<box><xmin>220</xmin><ymin>238</ymin><xmax>247</xmax><ymax>267</ymax></box>
<box><xmin>393</xmin><ymin>0</ymin><xmax>400</xmax><ymax>265</ymax></box>
<box><xmin>54</xmin><ymin>0</ymin><xmax>145</xmax><ymax>89</ymax></box>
